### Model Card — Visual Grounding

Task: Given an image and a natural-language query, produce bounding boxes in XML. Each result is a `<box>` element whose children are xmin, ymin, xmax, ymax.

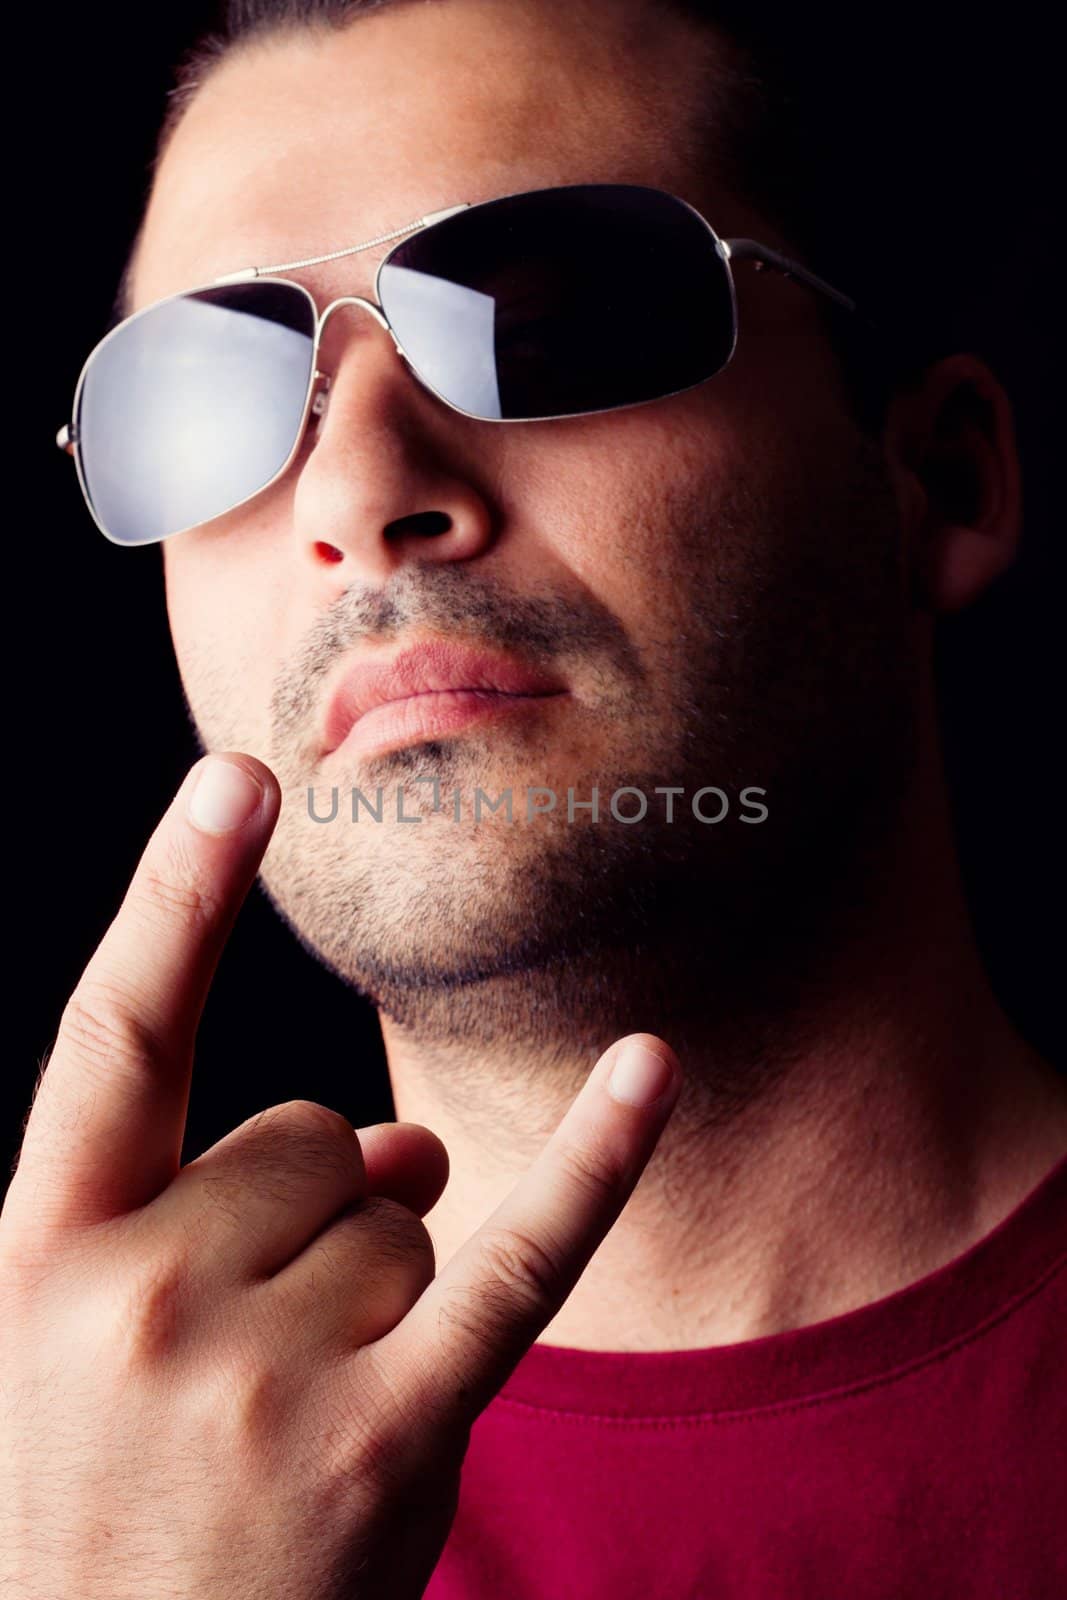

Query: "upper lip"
<box><xmin>320</xmin><ymin>636</ymin><xmax>568</xmax><ymax>755</ymax></box>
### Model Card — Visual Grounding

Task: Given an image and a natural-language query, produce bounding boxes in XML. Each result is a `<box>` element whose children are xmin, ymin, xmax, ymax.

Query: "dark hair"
<box><xmin>128</xmin><ymin>0</ymin><xmax>1035</xmax><ymax>435</ymax></box>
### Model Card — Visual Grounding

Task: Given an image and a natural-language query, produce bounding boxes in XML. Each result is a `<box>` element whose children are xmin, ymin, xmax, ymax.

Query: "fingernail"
<box><xmin>608</xmin><ymin>1039</ymin><xmax>679</xmax><ymax>1108</ymax></box>
<box><xmin>187</xmin><ymin>757</ymin><xmax>263</xmax><ymax>835</ymax></box>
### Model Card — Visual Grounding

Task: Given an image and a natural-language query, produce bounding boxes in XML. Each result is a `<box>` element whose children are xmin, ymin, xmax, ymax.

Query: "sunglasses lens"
<box><xmin>75</xmin><ymin>283</ymin><xmax>317</xmax><ymax>544</ymax></box>
<box><xmin>378</xmin><ymin>185</ymin><xmax>735</xmax><ymax>421</ymax></box>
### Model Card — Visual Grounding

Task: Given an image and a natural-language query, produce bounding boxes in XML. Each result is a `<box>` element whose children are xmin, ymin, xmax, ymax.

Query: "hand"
<box><xmin>1</xmin><ymin>753</ymin><xmax>682</xmax><ymax>1600</ymax></box>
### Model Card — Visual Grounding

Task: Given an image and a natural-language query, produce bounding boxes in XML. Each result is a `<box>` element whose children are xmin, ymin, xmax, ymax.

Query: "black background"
<box><xmin>7</xmin><ymin>5</ymin><xmax>1063</xmax><ymax>1187</ymax></box>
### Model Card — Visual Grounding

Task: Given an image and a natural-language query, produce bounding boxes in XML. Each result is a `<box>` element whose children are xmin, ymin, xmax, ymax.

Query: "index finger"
<box><xmin>6</xmin><ymin>753</ymin><xmax>279</xmax><ymax>1234</ymax></box>
<box><xmin>372</xmin><ymin>1033</ymin><xmax>682</xmax><ymax>1433</ymax></box>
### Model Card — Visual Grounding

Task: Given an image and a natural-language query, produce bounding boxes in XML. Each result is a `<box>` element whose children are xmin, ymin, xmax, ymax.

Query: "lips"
<box><xmin>320</xmin><ymin>637</ymin><xmax>568</xmax><ymax>757</ymax></box>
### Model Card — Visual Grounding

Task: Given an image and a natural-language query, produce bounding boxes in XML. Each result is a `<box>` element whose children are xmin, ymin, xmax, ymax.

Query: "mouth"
<box><xmin>320</xmin><ymin>637</ymin><xmax>569</xmax><ymax>761</ymax></box>
<box><xmin>331</xmin><ymin>686</ymin><xmax>566</xmax><ymax>760</ymax></box>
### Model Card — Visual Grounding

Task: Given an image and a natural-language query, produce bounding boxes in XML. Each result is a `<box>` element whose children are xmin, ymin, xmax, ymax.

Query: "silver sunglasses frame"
<box><xmin>56</xmin><ymin>183</ymin><xmax>863</xmax><ymax>548</ymax></box>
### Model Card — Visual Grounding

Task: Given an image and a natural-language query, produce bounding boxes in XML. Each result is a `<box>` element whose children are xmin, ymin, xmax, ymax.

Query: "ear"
<box><xmin>881</xmin><ymin>353</ymin><xmax>1022</xmax><ymax>614</ymax></box>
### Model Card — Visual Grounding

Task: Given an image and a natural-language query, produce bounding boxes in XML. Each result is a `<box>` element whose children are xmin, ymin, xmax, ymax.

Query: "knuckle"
<box><xmin>162</xmin><ymin>1347</ymin><xmax>303</xmax><ymax>1478</ymax></box>
<box><xmin>204</xmin><ymin>1102</ymin><xmax>360</xmax><ymax>1208</ymax></box>
<box><xmin>134</xmin><ymin>850</ymin><xmax>225</xmax><ymax>933</ymax></box>
<box><xmin>100</xmin><ymin>1250</ymin><xmax>196</xmax><ymax>1368</ymax></box>
<box><xmin>187</xmin><ymin>1354</ymin><xmax>287</xmax><ymax>1448</ymax></box>
<box><xmin>554</xmin><ymin>1137</ymin><xmax>620</xmax><ymax>1208</ymax></box>
<box><xmin>270</xmin><ymin>1099</ymin><xmax>357</xmax><ymax>1143</ymax></box>
<box><xmin>475</xmin><ymin>1222</ymin><xmax>562</xmax><ymax>1312</ymax></box>
<box><xmin>344</xmin><ymin>1195</ymin><xmax>435</xmax><ymax>1276</ymax></box>
<box><xmin>427</xmin><ymin>1223</ymin><xmax>564</xmax><ymax>1376</ymax></box>
<box><xmin>57</xmin><ymin>983</ymin><xmax>173</xmax><ymax>1075</ymax></box>
<box><xmin>261</xmin><ymin>1100</ymin><xmax>360</xmax><ymax>1176</ymax></box>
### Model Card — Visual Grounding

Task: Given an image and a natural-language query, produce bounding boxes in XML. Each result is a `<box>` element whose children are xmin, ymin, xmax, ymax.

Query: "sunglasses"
<box><xmin>56</xmin><ymin>183</ymin><xmax>864</xmax><ymax>547</ymax></box>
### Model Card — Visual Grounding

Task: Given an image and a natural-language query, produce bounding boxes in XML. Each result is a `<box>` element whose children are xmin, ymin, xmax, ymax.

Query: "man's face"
<box><xmin>132</xmin><ymin>0</ymin><xmax>916</xmax><ymax>1034</ymax></box>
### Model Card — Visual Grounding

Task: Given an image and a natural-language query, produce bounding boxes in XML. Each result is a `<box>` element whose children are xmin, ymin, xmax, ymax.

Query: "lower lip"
<box><xmin>328</xmin><ymin>688</ymin><xmax>567</xmax><ymax>759</ymax></box>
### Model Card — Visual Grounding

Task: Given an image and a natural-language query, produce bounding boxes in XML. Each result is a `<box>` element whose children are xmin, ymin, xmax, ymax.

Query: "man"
<box><xmin>4</xmin><ymin>1</ymin><xmax>1064</xmax><ymax>1596</ymax></box>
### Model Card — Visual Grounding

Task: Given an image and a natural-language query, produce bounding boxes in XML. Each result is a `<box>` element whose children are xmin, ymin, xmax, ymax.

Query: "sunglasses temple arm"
<box><xmin>722</xmin><ymin>237</ymin><xmax>870</xmax><ymax>320</ymax></box>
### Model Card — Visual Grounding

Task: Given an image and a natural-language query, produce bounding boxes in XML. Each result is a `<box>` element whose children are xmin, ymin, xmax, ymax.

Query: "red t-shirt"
<box><xmin>426</xmin><ymin>1152</ymin><xmax>1067</xmax><ymax>1599</ymax></box>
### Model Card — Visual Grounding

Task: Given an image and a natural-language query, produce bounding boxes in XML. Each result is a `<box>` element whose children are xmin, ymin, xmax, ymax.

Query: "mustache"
<box><xmin>268</xmin><ymin>558</ymin><xmax>642</xmax><ymax>748</ymax></box>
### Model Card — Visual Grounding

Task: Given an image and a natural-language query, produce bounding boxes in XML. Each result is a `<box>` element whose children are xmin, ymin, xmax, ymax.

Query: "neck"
<box><xmin>380</xmin><ymin>705</ymin><xmax>1067</xmax><ymax>1352</ymax></box>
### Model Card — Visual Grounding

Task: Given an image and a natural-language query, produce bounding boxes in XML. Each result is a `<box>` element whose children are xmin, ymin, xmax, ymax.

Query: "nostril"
<box><xmin>384</xmin><ymin>510</ymin><xmax>453</xmax><ymax>540</ymax></box>
<box><xmin>313</xmin><ymin>540</ymin><xmax>345</xmax><ymax>564</ymax></box>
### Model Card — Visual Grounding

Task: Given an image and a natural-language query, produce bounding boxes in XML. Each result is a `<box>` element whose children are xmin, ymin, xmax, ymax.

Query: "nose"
<box><xmin>290</xmin><ymin>298</ymin><xmax>496</xmax><ymax>583</ymax></box>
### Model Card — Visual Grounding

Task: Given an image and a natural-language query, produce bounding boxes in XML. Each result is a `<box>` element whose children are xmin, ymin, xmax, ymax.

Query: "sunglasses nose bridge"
<box><xmin>308</xmin><ymin>294</ymin><xmax>412</xmax><ymax>432</ymax></box>
<box><xmin>316</xmin><ymin>293</ymin><xmax>394</xmax><ymax>342</ymax></box>
<box><xmin>312</xmin><ymin>294</ymin><xmax>407</xmax><ymax>393</ymax></box>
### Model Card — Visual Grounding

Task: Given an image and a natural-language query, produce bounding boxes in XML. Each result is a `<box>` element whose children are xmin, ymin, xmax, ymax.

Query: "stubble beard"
<box><xmin>252</xmin><ymin>435</ymin><xmax>919</xmax><ymax>1067</ymax></box>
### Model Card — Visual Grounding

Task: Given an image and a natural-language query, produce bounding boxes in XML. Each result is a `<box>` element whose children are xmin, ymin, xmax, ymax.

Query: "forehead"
<box><xmin>131</xmin><ymin>0</ymin><xmax>745</xmax><ymax>310</ymax></box>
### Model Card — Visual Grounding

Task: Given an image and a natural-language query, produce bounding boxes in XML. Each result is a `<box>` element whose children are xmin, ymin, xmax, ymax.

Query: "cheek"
<box><xmin>164</xmin><ymin>548</ymin><xmax>238</xmax><ymax>680</ymax></box>
<box><xmin>515</xmin><ymin>396</ymin><xmax>762</xmax><ymax>628</ymax></box>
<box><xmin>162</xmin><ymin>545</ymin><xmax>281</xmax><ymax>747</ymax></box>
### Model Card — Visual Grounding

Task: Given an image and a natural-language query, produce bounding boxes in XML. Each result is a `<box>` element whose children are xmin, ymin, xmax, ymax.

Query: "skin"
<box><xmin>74</xmin><ymin>0</ymin><xmax>1067</xmax><ymax>1357</ymax></box>
<box><xmin>2</xmin><ymin>750</ymin><xmax>685</xmax><ymax>1596</ymax></box>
